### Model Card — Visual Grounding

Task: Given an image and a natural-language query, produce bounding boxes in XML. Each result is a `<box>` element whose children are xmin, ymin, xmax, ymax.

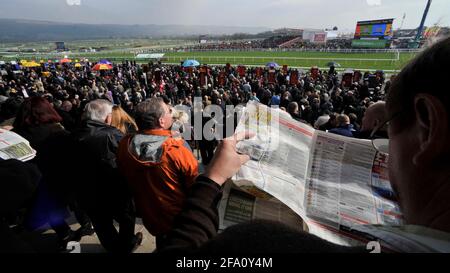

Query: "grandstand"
<box><xmin>261</xmin><ymin>35</ymin><xmax>300</xmax><ymax>48</ymax></box>
<box><xmin>279</xmin><ymin>37</ymin><xmax>303</xmax><ymax>48</ymax></box>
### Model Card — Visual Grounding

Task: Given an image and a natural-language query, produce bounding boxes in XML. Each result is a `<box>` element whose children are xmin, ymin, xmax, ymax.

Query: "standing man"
<box><xmin>117</xmin><ymin>97</ymin><xmax>198</xmax><ymax>249</ymax></box>
<box><xmin>73</xmin><ymin>99</ymin><xmax>142</xmax><ymax>253</ymax></box>
<box><xmin>328</xmin><ymin>114</ymin><xmax>355</xmax><ymax>137</ymax></box>
<box><xmin>354</xmin><ymin>101</ymin><xmax>388</xmax><ymax>139</ymax></box>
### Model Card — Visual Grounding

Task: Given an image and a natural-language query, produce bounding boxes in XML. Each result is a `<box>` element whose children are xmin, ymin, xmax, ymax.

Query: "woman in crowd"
<box><xmin>12</xmin><ymin>97</ymin><xmax>92</xmax><ymax>250</ymax></box>
<box><xmin>111</xmin><ymin>105</ymin><xmax>138</xmax><ymax>135</ymax></box>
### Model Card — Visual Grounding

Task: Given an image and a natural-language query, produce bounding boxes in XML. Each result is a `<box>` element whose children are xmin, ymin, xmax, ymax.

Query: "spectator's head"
<box><xmin>83</xmin><ymin>99</ymin><xmax>113</xmax><ymax>125</ymax></box>
<box><xmin>53</xmin><ymin>99</ymin><xmax>62</xmax><ymax>109</ymax></box>
<box><xmin>282</xmin><ymin>91</ymin><xmax>291</xmax><ymax>101</ymax></box>
<box><xmin>0</xmin><ymin>96</ymin><xmax>24</xmax><ymax>122</ymax></box>
<box><xmin>361</xmin><ymin>101</ymin><xmax>386</xmax><ymax>132</ymax></box>
<box><xmin>328</xmin><ymin>113</ymin><xmax>338</xmax><ymax>128</ymax></box>
<box><xmin>135</xmin><ymin>97</ymin><xmax>173</xmax><ymax>130</ymax></box>
<box><xmin>13</xmin><ymin>96</ymin><xmax>62</xmax><ymax>129</ymax></box>
<box><xmin>61</xmin><ymin>100</ymin><xmax>73</xmax><ymax>112</ymax></box>
<box><xmin>287</xmin><ymin>101</ymin><xmax>299</xmax><ymax>115</ymax></box>
<box><xmin>348</xmin><ymin>113</ymin><xmax>358</xmax><ymax>125</ymax></box>
<box><xmin>336</xmin><ymin>114</ymin><xmax>350</xmax><ymax>127</ymax></box>
<box><xmin>111</xmin><ymin>105</ymin><xmax>138</xmax><ymax>135</ymax></box>
<box><xmin>386</xmin><ymin>36</ymin><xmax>450</xmax><ymax>231</ymax></box>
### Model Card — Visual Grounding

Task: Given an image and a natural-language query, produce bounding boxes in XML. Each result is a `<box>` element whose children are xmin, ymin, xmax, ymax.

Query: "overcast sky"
<box><xmin>0</xmin><ymin>0</ymin><xmax>448</xmax><ymax>32</ymax></box>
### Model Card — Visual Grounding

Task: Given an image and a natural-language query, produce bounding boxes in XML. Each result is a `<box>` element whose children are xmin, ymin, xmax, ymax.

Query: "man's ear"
<box><xmin>372</xmin><ymin>118</ymin><xmax>380</xmax><ymax>130</ymax></box>
<box><xmin>105</xmin><ymin>114</ymin><xmax>112</xmax><ymax>125</ymax></box>
<box><xmin>158</xmin><ymin>117</ymin><xmax>165</xmax><ymax>128</ymax></box>
<box><xmin>412</xmin><ymin>93</ymin><xmax>449</xmax><ymax>165</ymax></box>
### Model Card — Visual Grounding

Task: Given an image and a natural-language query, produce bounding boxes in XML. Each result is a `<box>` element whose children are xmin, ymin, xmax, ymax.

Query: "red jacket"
<box><xmin>117</xmin><ymin>129</ymin><xmax>198</xmax><ymax>236</ymax></box>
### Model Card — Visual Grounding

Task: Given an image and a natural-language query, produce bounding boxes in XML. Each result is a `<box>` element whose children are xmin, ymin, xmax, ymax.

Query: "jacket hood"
<box><xmin>129</xmin><ymin>132</ymin><xmax>169</xmax><ymax>163</ymax></box>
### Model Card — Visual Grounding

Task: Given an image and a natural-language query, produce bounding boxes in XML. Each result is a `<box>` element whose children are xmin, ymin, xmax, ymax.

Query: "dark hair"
<box><xmin>134</xmin><ymin>97</ymin><xmax>165</xmax><ymax>130</ymax></box>
<box><xmin>386</xmin><ymin>36</ymin><xmax>450</xmax><ymax>128</ymax></box>
<box><xmin>287</xmin><ymin>101</ymin><xmax>299</xmax><ymax>115</ymax></box>
<box><xmin>0</xmin><ymin>96</ymin><xmax>24</xmax><ymax>121</ymax></box>
<box><xmin>13</xmin><ymin>97</ymin><xmax>62</xmax><ymax>129</ymax></box>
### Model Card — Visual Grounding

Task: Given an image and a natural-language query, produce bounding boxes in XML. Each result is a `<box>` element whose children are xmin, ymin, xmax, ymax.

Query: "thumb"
<box><xmin>238</xmin><ymin>154</ymin><xmax>251</xmax><ymax>166</ymax></box>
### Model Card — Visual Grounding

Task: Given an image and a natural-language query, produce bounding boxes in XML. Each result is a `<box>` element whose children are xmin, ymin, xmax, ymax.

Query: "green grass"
<box><xmin>3</xmin><ymin>50</ymin><xmax>418</xmax><ymax>72</ymax></box>
<box><xmin>162</xmin><ymin>51</ymin><xmax>417</xmax><ymax>71</ymax></box>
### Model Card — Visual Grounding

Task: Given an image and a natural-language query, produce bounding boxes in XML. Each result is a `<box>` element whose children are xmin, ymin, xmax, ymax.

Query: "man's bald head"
<box><xmin>361</xmin><ymin>101</ymin><xmax>387</xmax><ymax>132</ymax></box>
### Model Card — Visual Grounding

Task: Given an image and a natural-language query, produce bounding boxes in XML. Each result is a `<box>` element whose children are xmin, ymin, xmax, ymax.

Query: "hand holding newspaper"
<box><xmin>226</xmin><ymin>101</ymin><xmax>405</xmax><ymax>248</ymax></box>
<box><xmin>0</xmin><ymin>128</ymin><xmax>36</xmax><ymax>161</ymax></box>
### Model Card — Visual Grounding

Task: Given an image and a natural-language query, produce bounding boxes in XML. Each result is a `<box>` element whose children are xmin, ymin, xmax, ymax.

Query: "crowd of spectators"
<box><xmin>0</xmin><ymin>57</ymin><xmax>388</xmax><ymax>252</ymax></box>
<box><xmin>161</xmin><ymin>37</ymin><xmax>354</xmax><ymax>53</ymax></box>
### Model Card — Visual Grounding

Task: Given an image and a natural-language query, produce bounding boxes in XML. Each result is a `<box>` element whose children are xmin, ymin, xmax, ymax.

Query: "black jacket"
<box><xmin>72</xmin><ymin>120</ymin><xmax>123</xmax><ymax>170</ymax></box>
<box><xmin>13</xmin><ymin>123</ymin><xmax>74</xmax><ymax>203</ymax></box>
<box><xmin>0</xmin><ymin>159</ymin><xmax>41</xmax><ymax>253</ymax></box>
<box><xmin>71</xmin><ymin>120</ymin><xmax>129</xmax><ymax>211</ymax></box>
<box><xmin>13</xmin><ymin>123</ymin><xmax>68</xmax><ymax>153</ymax></box>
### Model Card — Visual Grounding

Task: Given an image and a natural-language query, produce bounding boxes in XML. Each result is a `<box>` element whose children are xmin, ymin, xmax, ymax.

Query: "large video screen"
<box><xmin>354</xmin><ymin>19</ymin><xmax>394</xmax><ymax>40</ymax></box>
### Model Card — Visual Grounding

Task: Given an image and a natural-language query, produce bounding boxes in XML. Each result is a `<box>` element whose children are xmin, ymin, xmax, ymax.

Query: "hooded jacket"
<box><xmin>117</xmin><ymin>129</ymin><xmax>198</xmax><ymax>236</ymax></box>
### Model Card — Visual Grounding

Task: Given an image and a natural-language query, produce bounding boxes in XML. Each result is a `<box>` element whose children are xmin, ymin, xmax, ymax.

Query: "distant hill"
<box><xmin>0</xmin><ymin>18</ymin><xmax>270</xmax><ymax>42</ymax></box>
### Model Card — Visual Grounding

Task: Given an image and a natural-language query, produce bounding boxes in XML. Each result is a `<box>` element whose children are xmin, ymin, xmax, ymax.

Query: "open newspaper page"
<box><xmin>234</xmin><ymin>101</ymin><xmax>314</xmax><ymax>220</ymax></box>
<box><xmin>0</xmin><ymin>128</ymin><xmax>36</xmax><ymax>161</ymax></box>
<box><xmin>232</xmin><ymin>101</ymin><xmax>403</xmax><ymax>247</ymax></box>
<box><xmin>305</xmin><ymin>130</ymin><xmax>403</xmax><ymax>246</ymax></box>
<box><xmin>218</xmin><ymin>181</ymin><xmax>304</xmax><ymax>233</ymax></box>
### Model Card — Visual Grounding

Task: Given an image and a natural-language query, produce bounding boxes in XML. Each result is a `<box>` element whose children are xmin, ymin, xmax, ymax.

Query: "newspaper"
<box><xmin>232</xmin><ymin>101</ymin><xmax>403</xmax><ymax>247</ymax></box>
<box><xmin>218</xmin><ymin>180</ymin><xmax>305</xmax><ymax>233</ymax></box>
<box><xmin>0</xmin><ymin>128</ymin><xmax>36</xmax><ymax>161</ymax></box>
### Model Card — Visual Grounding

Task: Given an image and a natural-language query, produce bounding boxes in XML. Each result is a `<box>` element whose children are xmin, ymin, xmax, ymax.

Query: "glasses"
<box><xmin>369</xmin><ymin>112</ymin><xmax>401</xmax><ymax>154</ymax></box>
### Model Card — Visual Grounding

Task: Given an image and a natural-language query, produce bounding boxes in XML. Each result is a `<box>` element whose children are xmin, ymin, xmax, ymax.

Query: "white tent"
<box><xmin>135</xmin><ymin>53</ymin><xmax>165</xmax><ymax>60</ymax></box>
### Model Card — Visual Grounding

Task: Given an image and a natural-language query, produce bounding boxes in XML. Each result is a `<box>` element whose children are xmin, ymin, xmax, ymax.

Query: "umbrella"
<box><xmin>326</xmin><ymin>62</ymin><xmax>341</xmax><ymax>67</ymax></box>
<box><xmin>98</xmin><ymin>59</ymin><xmax>112</xmax><ymax>65</ymax></box>
<box><xmin>266</xmin><ymin>62</ymin><xmax>279</xmax><ymax>68</ymax></box>
<box><xmin>22</xmin><ymin>61</ymin><xmax>40</xmax><ymax>68</ymax></box>
<box><xmin>182</xmin><ymin>59</ymin><xmax>200</xmax><ymax>68</ymax></box>
<box><xmin>60</xmin><ymin>58</ymin><xmax>72</xmax><ymax>63</ymax></box>
<box><xmin>92</xmin><ymin>63</ymin><xmax>113</xmax><ymax>71</ymax></box>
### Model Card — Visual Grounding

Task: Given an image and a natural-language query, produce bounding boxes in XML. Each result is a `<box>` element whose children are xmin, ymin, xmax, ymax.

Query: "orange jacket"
<box><xmin>117</xmin><ymin>129</ymin><xmax>198</xmax><ymax>236</ymax></box>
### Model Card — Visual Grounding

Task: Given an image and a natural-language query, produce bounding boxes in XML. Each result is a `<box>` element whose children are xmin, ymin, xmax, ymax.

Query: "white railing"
<box><xmin>155</xmin><ymin>47</ymin><xmax>419</xmax><ymax>54</ymax></box>
<box><xmin>165</xmin><ymin>55</ymin><xmax>399</xmax><ymax>61</ymax></box>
